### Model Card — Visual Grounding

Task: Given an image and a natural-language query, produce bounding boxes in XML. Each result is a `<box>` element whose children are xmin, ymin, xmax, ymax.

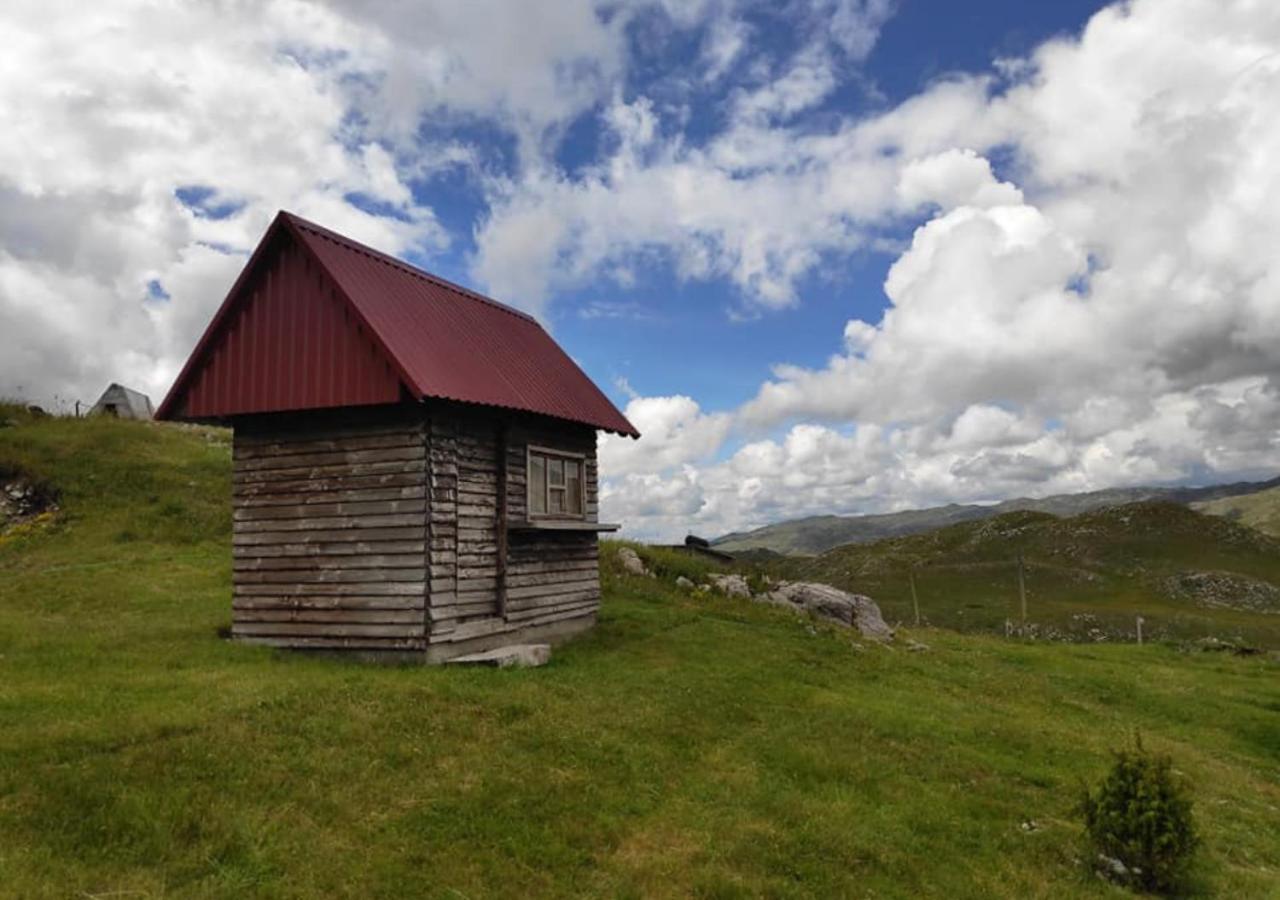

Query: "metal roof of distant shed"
<box><xmin>156</xmin><ymin>211</ymin><xmax>639</xmax><ymax>437</ymax></box>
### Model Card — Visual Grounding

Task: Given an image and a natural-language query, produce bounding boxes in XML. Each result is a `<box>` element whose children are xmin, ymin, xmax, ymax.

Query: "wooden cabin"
<box><xmin>157</xmin><ymin>211</ymin><xmax>639</xmax><ymax>662</ymax></box>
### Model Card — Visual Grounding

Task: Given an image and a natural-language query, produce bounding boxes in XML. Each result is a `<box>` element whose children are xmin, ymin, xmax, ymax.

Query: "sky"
<box><xmin>2</xmin><ymin>0</ymin><xmax>1279</xmax><ymax>541</ymax></box>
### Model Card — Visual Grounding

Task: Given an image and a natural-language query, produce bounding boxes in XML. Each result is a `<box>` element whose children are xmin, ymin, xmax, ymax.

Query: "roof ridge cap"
<box><xmin>282</xmin><ymin>211</ymin><xmax>539</xmax><ymax>325</ymax></box>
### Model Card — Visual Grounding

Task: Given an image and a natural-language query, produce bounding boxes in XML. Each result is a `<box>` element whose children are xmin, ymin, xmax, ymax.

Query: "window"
<box><xmin>527</xmin><ymin>446</ymin><xmax>586</xmax><ymax>519</ymax></box>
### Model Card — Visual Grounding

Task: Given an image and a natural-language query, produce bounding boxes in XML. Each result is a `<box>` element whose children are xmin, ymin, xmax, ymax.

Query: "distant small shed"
<box><xmin>157</xmin><ymin>211</ymin><xmax>639</xmax><ymax>661</ymax></box>
<box><xmin>90</xmin><ymin>383</ymin><xmax>153</xmax><ymax>419</ymax></box>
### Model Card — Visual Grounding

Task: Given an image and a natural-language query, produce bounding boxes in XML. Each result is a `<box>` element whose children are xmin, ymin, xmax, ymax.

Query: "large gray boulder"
<box><xmin>764</xmin><ymin>581</ymin><xmax>894</xmax><ymax>642</ymax></box>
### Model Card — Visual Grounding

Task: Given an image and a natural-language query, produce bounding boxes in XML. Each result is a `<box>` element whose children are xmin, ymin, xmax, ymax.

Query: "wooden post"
<box><xmin>1136</xmin><ymin>615</ymin><xmax>1144</xmax><ymax>645</ymax></box>
<box><xmin>1017</xmin><ymin>552</ymin><xmax>1028</xmax><ymax>623</ymax></box>
<box><xmin>909</xmin><ymin>569</ymin><xmax>920</xmax><ymax>627</ymax></box>
<box><xmin>495</xmin><ymin>421</ymin><xmax>509</xmax><ymax>620</ymax></box>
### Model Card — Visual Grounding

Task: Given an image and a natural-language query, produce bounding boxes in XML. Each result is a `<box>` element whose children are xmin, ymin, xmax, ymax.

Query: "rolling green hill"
<box><xmin>1194</xmin><ymin>484</ymin><xmax>1280</xmax><ymax>538</ymax></box>
<box><xmin>765</xmin><ymin>503</ymin><xmax>1280</xmax><ymax>647</ymax></box>
<box><xmin>714</xmin><ymin>477</ymin><xmax>1280</xmax><ymax>555</ymax></box>
<box><xmin>1</xmin><ymin>408</ymin><xmax>1278</xmax><ymax>896</ymax></box>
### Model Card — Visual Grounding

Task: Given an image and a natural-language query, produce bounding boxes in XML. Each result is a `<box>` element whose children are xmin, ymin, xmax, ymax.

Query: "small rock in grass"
<box><xmin>708</xmin><ymin>573</ymin><xmax>752</xmax><ymax>598</ymax></box>
<box><xmin>676</xmin><ymin>575</ymin><xmax>694</xmax><ymax>590</ymax></box>
<box><xmin>905</xmin><ymin>639</ymin><xmax>930</xmax><ymax>652</ymax></box>
<box><xmin>1097</xmin><ymin>854</ymin><xmax>1130</xmax><ymax>879</ymax></box>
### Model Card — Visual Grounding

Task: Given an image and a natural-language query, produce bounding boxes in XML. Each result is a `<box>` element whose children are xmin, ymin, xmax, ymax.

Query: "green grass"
<box><xmin>764</xmin><ymin>507</ymin><xmax>1280</xmax><ymax>649</ymax></box>
<box><xmin>1196</xmin><ymin>485</ymin><xmax>1280</xmax><ymax>538</ymax></box>
<box><xmin>2</xmin><ymin>415</ymin><xmax>1279</xmax><ymax>897</ymax></box>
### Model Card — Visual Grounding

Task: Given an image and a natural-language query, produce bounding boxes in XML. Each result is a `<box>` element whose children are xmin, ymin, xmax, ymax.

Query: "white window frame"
<box><xmin>526</xmin><ymin>444</ymin><xmax>587</xmax><ymax>520</ymax></box>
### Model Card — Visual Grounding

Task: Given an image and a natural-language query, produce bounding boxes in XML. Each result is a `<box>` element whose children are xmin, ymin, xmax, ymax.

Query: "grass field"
<box><xmin>765</xmin><ymin>506</ymin><xmax>1280</xmax><ymax>650</ymax></box>
<box><xmin>2</xmin><ymin>412</ymin><xmax>1279</xmax><ymax>897</ymax></box>
<box><xmin>1196</xmin><ymin>485</ymin><xmax>1280</xmax><ymax>539</ymax></box>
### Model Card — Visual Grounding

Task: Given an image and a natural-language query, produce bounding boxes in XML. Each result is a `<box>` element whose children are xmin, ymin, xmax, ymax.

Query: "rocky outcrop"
<box><xmin>763</xmin><ymin>581</ymin><xmax>894</xmax><ymax>642</ymax></box>
<box><xmin>709</xmin><ymin>573</ymin><xmax>751</xmax><ymax>598</ymax></box>
<box><xmin>1163</xmin><ymin>570</ymin><xmax>1280</xmax><ymax>614</ymax></box>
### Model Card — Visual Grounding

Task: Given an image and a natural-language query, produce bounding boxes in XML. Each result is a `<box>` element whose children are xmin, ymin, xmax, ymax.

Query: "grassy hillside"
<box><xmin>767</xmin><ymin>505</ymin><xmax>1280</xmax><ymax>648</ymax></box>
<box><xmin>715</xmin><ymin>478</ymin><xmax>1280</xmax><ymax>556</ymax></box>
<box><xmin>1195</xmin><ymin>484</ymin><xmax>1280</xmax><ymax>538</ymax></box>
<box><xmin>2</xmin><ymin>412</ymin><xmax>1279</xmax><ymax>897</ymax></box>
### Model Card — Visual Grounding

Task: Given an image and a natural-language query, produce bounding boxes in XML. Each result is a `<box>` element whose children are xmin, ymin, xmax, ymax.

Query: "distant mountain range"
<box><xmin>711</xmin><ymin>476</ymin><xmax>1280</xmax><ymax>556</ymax></box>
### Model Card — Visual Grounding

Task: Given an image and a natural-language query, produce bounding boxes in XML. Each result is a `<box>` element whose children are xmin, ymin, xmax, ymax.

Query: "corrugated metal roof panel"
<box><xmin>157</xmin><ymin>212</ymin><xmax>639</xmax><ymax>438</ymax></box>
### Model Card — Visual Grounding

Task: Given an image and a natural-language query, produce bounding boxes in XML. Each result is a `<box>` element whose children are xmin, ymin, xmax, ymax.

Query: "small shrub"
<box><xmin>1079</xmin><ymin>734</ymin><xmax>1198</xmax><ymax>894</ymax></box>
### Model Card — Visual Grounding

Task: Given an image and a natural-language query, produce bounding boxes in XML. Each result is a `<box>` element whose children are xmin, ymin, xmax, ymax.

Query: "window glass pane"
<box><xmin>549</xmin><ymin>458</ymin><xmax>565</xmax><ymax>486</ymax></box>
<box><xmin>566</xmin><ymin>461</ymin><xmax>582</xmax><ymax>514</ymax></box>
<box><xmin>529</xmin><ymin>454</ymin><xmax>546</xmax><ymax>514</ymax></box>
<box><xmin>550</xmin><ymin>487</ymin><xmax>564</xmax><ymax>513</ymax></box>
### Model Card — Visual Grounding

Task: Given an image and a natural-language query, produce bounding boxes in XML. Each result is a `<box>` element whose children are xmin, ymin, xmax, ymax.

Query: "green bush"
<box><xmin>1079</xmin><ymin>735</ymin><xmax>1198</xmax><ymax>894</ymax></box>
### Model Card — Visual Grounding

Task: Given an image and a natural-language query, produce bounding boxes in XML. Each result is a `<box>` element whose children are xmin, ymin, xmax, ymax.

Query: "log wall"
<box><xmin>227</xmin><ymin>400</ymin><xmax>605</xmax><ymax>659</ymax></box>
<box><xmin>230</xmin><ymin>406</ymin><xmax>428</xmax><ymax>651</ymax></box>
<box><xmin>425</xmin><ymin>401</ymin><xmax>602</xmax><ymax>653</ymax></box>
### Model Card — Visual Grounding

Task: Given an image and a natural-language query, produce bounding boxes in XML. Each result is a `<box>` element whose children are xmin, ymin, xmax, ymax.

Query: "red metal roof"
<box><xmin>157</xmin><ymin>211</ymin><xmax>639</xmax><ymax>437</ymax></box>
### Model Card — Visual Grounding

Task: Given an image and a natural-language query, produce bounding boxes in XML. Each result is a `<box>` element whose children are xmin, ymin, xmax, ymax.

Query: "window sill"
<box><xmin>508</xmin><ymin>520</ymin><xmax>621</xmax><ymax>533</ymax></box>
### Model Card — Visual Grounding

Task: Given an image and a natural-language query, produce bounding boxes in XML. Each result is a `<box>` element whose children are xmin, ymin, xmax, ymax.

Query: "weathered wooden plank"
<box><xmin>233</xmin><ymin>539</ymin><xmax>425</xmax><ymax>557</ymax></box>
<box><xmin>232</xmin><ymin>595</ymin><xmax>427</xmax><ymax>611</ymax></box>
<box><xmin>456</xmin><ymin>577</ymin><xmax>498</xmax><ymax>592</ymax></box>
<box><xmin>235</xmin><ymin>431</ymin><xmax>423</xmax><ymax>460</ymax></box>
<box><xmin>233</xmin><ymin>526</ymin><xmax>425</xmax><ymax>546</ymax></box>
<box><xmin>506</xmin><ymin>578</ymin><xmax>598</xmax><ymax>600</ymax></box>
<box><xmin>235</xmin><ymin>609</ymin><xmax>424</xmax><ymax>624</ymax></box>
<box><xmin>234</xmin><ymin>553</ymin><xmax>425</xmax><ymax>572</ymax></box>
<box><xmin>234</xmin><ymin>459</ymin><xmax>426</xmax><ymax>484</ymax></box>
<box><xmin>232</xmin><ymin>622</ymin><xmax>424</xmax><ymax>638</ymax></box>
<box><xmin>234</xmin><ymin>567</ymin><xmax>426</xmax><ymax>584</ymax></box>
<box><xmin>506</xmin><ymin>568</ymin><xmax>599</xmax><ymax>588</ymax></box>
<box><xmin>234</xmin><ymin>472</ymin><xmax>427</xmax><ymax>498</ymax></box>
<box><xmin>234</xmin><ymin>445</ymin><xmax>426</xmax><ymax>474</ymax></box>
<box><xmin>235</xmin><ymin>635</ymin><xmax>426</xmax><ymax>650</ymax></box>
<box><xmin>427</xmin><ymin>599</ymin><xmax>498</xmax><ymax>620</ymax></box>
<box><xmin>234</xmin><ymin>513</ymin><xmax>425</xmax><ymax>534</ymax></box>
<box><xmin>235</xmin><ymin>499</ymin><xmax>427</xmax><ymax>522</ymax></box>
<box><xmin>238</xmin><ymin>486</ymin><xmax>427</xmax><ymax>508</ymax></box>
<box><xmin>505</xmin><ymin>598</ymin><xmax>598</xmax><ymax>622</ymax></box>
<box><xmin>430</xmin><ymin>605</ymin><xmax>594</xmax><ymax>644</ymax></box>
<box><xmin>506</xmin><ymin>588</ymin><xmax>599</xmax><ymax>611</ymax></box>
<box><xmin>236</xmin><ymin>582</ymin><xmax>424</xmax><ymax>597</ymax></box>
<box><xmin>456</xmin><ymin>564</ymin><xmax>498</xmax><ymax>581</ymax></box>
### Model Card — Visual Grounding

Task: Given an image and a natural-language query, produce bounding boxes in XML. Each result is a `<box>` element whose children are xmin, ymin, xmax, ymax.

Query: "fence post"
<box><xmin>909</xmin><ymin>569</ymin><xmax>920</xmax><ymax>627</ymax></box>
<box><xmin>1017</xmin><ymin>552</ymin><xmax>1028</xmax><ymax>623</ymax></box>
<box><xmin>1136</xmin><ymin>615</ymin><xmax>1144</xmax><ymax>646</ymax></box>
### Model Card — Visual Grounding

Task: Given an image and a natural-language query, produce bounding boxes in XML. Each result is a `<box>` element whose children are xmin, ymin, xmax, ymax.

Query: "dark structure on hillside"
<box><xmin>90</xmin><ymin>383</ymin><xmax>153</xmax><ymax>419</ymax></box>
<box><xmin>157</xmin><ymin>211</ymin><xmax>638</xmax><ymax>661</ymax></box>
<box><xmin>658</xmin><ymin>534</ymin><xmax>734</xmax><ymax>563</ymax></box>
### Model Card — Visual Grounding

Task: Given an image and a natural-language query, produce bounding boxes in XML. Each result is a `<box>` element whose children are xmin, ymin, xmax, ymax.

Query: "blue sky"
<box><xmin>389</xmin><ymin>0</ymin><xmax>1111</xmax><ymax>424</ymax></box>
<box><xmin>3</xmin><ymin>0</ymin><xmax>1279</xmax><ymax>539</ymax></box>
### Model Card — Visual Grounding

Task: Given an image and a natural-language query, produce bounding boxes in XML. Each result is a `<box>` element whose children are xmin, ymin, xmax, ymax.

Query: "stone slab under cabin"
<box><xmin>157</xmin><ymin>210</ymin><xmax>638</xmax><ymax>662</ymax></box>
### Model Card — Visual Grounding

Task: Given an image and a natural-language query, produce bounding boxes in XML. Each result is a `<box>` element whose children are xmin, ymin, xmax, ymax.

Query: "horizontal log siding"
<box><xmin>425</xmin><ymin>401</ymin><xmax>601</xmax><ymax>646</ymax></box>
<box><xmin>231</xmin><ymin>409</ymin><xmax>428</xmax><ymax>650</ymax></box>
